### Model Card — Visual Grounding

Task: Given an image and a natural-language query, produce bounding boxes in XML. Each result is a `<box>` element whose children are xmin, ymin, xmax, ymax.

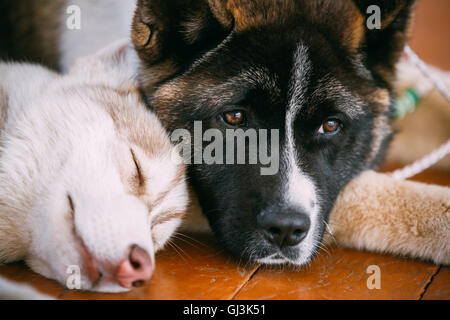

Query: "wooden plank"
<box><xmin>235</xmin><ymin>247</ymin><xmax>439</xmax><ymax>300</ymax></box>
<box><xmin>422</xmin><ymin>267</ymin><xmax>450</xmax><ymax>300</ymax></box>
<box><xmin>0</xmin><ymin>262</ymin><xmax>65</xmax><ymax>299</ymax></box>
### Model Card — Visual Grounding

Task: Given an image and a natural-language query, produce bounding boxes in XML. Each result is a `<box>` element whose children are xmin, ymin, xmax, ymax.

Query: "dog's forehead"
<box><xmin>210</xmin><ymin>0</ymin><xmax>365</xmax><ymax>51</ymax></box>
<box><xmin>151</xmin><ymin>14</ymin><xmax>381</xmax><ymax>129</ymax></box>
<box><xmin>220</xmin><ymin>0</ymin><xmax>297</xmax><ymax>31</ymax></box>
<box><xmin>187</xmin><ymin>38</ymin><xmax>361</xmax><ymax>107</ymax></box>
<box><xmin>212</xmin><ymin>0</ymin><xmax>361</xmax><ymax>31</ymax></box>
<box><xmin>153</xmin><ymin>39</ymin><xmax>362</xmax><ymax>124</ymax></box>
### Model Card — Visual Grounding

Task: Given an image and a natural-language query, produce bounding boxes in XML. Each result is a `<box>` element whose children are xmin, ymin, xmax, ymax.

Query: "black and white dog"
<box><xmin>0</xmin><ymin>0</ymin><xmax>417</xmax><ymax>265</ymax></box>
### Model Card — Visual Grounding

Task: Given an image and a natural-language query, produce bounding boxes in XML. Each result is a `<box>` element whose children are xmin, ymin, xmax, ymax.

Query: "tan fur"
<box><xmin>207</xmin><ymin>0</ymin><xmax>233</xmax><ymax>28</ymax></box>
<box><xmin>367</xmin><ymin>114</ymin><xmax>391</xmax><ymax>166</ymax></box>
<box><xmin>137</xmin><ymin>60</ymin><xmax>180</xmax><ymax>96</ymax></box>
<box><xmin>371</xmin><ymin>88</ymin><xmax>391</xmax><ymax>107</ymax></box>
<box><xmin>207</xmin><ymin>0</ymin><xmax>303</xmax><ymax>33</ymax></box>
<box><xmin>326</xmin><ymin>171</ymin><xmax>450</xmax><ymax>265</ymax></box>
<box><xmin>225</xmin><ymin>0</ymin><xmax>296</xmax><ymax>32</ymax></box>
<box><xmin>365</xmin><ymin>89</ymin><xmax>392</xmax><ymax>165</ymax></box>
<box><xmin>132</xmin><ymin>21</ymin><xmax>152</xmax><ymax>48</ymax></box>
<box><xmin>147</xmin><ymin>165</ymin><xmax>187</xmax><ymax>216</ymax></box>
<box><xmin>342</xmin><ymin>2</ymin><xmax>366</xmax><ymax>53</ymax></box>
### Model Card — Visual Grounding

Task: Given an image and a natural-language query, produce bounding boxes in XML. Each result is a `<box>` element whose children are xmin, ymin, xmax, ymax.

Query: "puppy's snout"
<box><xmin>116</xmin><ymin>244</ymin><xmax>153</xmax><ymax>288</ymax></box>
<box><xmin>257</xmin><ymin>207</ymin><xmax>310</xmax><ymax>248</ymax></box>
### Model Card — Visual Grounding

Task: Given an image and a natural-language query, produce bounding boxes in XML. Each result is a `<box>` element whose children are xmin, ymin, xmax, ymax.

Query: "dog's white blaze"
<box><xmin>284</xmin><ymin>44</ymin><xmax>321</xmax><ymax>264</ymax></box>
<box><xmin>284</xmin><ymin>44</ymin><xmax>318</xmax><ymax>212</ymax></box>
<box><xmin>60</xmin><ymin>0</ymin><xmax>136</xmax><ymax>72</ymax></box>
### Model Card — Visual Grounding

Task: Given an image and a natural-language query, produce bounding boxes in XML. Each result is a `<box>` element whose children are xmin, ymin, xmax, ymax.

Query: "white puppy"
<box><xmin>0</xmin><ymin>40</ymin><xmax>188</xmax><ymax>293</ymax></box>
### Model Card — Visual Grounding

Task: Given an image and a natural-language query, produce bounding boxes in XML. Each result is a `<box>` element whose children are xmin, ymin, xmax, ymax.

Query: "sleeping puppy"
<box><xmin>0</xmin><ymin>41</ymin><xmax>188</xmax><ymax>293</ymax></box>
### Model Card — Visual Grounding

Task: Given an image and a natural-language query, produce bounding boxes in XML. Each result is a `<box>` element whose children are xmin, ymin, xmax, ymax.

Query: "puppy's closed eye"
<box><xmin>130</xmin><ymin>148</ymin><xmax>145</xmax><ymax>189</ymax></box>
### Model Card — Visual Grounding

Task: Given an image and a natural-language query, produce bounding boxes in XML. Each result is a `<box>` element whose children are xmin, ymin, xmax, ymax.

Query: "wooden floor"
<box><xmin>0</xmin><ymin>0</ymin><xmax>449</xmax><ymax>300</ymax></box>
<box><xmin>0</xmin><ymin>241</ymin><xmax>449</xmax><ymax>300</ymax></box>
<box><xmin>0</xmin><ymin>165</ymin><xmax>448</xmax><ymax>300</ymax></box>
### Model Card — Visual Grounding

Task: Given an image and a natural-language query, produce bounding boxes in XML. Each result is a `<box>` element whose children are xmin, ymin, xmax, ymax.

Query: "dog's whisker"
<box><xmin>171</xmin><ymin>240</ymin><xmax>191</xmax><ymax>260</ymax></box>
<box><xmin>166</xmin><ymin>239</ymin><xmax>190</xmax><ymax>263</ymax></box>
<box><xmin>171</xmin><ymin>233</ymin><xmax>207</xmax><ymax>250</ymax></box>
<box><xmin>175</xmin><ymin>232</ymin><xmax>210</xmax><ymax>248</ymax></box>
<box><xmin>171</xmin><ymin>235</ymin><xmax>201</xmax><ymax>250</ymax></box>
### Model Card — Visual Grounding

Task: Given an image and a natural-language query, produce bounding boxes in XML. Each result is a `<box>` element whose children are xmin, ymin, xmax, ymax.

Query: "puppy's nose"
<box><xmin>116</xmin><ymin>245</ymin><xmax>153</xmax><ymax>288</ymax></box>
<box><xmin>257</xmin><ymin>207</ymin><xmax>310</xmax><ymax>248</ymax></box>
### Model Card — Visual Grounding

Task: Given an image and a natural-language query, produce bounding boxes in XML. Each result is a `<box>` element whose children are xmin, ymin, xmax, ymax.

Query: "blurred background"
<box><xmin>386</xmin><ymin>0</ymin><xmax>450</xmax><ymax>175</ymax></box>
<box><xmin>409</xmin><ymin>0</ymin><xmax>450</xmax><ymax>70</ymax></box>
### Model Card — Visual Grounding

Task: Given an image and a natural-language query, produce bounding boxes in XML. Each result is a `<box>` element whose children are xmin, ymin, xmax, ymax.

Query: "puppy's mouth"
<box><xmin>257</xmin><ymin>254</ymin><xmax>289</xmax><ymax>265</ymax></box>
<box><xmin>254</xmin><ymin>249</ymin><xmax>302</xmax><ymax>265</ymax></box>
<box><xmin>255</xmin><ymin>249</ymin><xmax>315</xmax><ymax>266</ymax></box>
<box><xmin>68</xmin><ymin>194</ymin><xmax>103</xmax><ymax>287</ymax></box>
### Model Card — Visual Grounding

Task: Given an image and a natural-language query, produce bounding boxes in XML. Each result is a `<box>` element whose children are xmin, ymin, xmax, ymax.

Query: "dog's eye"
<box><xmin>318</xmin><ymin>119</ymin><xmax>341</xmax><ymax>135</ymax></box>
<box><xmin>223</xmin><ymin>110</ymin><xmax>246</xmax><ymax>126</ymax></box>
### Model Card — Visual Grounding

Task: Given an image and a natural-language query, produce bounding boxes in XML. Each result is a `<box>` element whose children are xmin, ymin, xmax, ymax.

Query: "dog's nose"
<box><xmin>257</xmin><ymin>207</ymin><xmax>310</xmax><ymax>248</ymax></box>
<box><xmin>116</xmin><ymin>245</ymin><xmax>153</xmax><ymax>288</ymax></box>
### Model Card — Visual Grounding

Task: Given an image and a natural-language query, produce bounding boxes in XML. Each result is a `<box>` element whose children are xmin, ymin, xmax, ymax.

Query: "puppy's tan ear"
<box><xmin>352</xmin><ymin>0</ymin><xmax>417</xmax><ymax>84</ymax></box>
<box><xmin>132</xmin><ymin>0</ymin><xmax>232</xmax><ymax>89</ymax></box>
<box><xmin>92</xmin><ymin>39</ymin><xmax>138</xmax><ymax>72</ymax></box>
<box><xmin>70</xmin><ymin>39</ymin><xmax>138</xmax><ymax>77</ymax></box>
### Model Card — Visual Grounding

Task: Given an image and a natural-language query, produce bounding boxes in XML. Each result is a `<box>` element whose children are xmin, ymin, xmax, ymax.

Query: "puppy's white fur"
<box><xmin>0</xmin><ymin>40</ymin><xmax>188</xmax><ymax>293</ymax></box>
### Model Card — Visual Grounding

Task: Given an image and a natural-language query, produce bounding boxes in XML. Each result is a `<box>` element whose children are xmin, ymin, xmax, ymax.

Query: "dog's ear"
<box><xmin>351</xmin><ymin>0</ymin><xmax>417</xmax><ymax>84</ymax></box>
<box><xmin>131</xmin><ymin>0</ymin><xmax>232</xmax><ymax>90</ymax></box>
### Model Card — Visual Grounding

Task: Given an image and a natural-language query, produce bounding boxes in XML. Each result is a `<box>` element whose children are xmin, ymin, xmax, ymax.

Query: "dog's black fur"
<box><xmin>0</xmin><ymin>0</ymin><xmax>417</xmax><ymax>265</ymax></box>
<box><xmin>131</xmin><ymin>0</ymin><xmax>416</xmax><ymax>264</ymax></box>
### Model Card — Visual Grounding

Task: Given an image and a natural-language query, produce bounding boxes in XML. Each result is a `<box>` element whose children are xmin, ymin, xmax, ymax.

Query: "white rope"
<box><xmin>391</xmin><ymin>140</ymin><xmax>450</xmax><ymax>180</ymax></box>
<box><xmin>404</xmin><ymin>46</ymin><xmax>450</xmax><ymax>101</ymax></box>
<box><xmin>390</xmin><ymin>46</ymin><xmax>450</xmax><ymax>180</ymax></box>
